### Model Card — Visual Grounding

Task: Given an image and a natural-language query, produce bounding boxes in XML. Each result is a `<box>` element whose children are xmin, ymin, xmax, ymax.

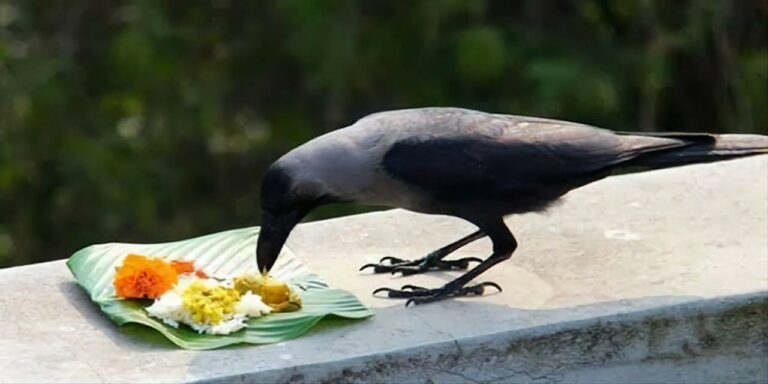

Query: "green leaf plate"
<box><xmin>67</xmin><ymin>226</ymin><xmax>374</xmax><ymax>350</ymax></box>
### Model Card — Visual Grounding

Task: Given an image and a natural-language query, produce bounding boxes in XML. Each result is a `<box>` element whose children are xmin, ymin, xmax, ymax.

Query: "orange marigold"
<box><xmin>114</xmin><ymin>254</ymin><xmax>178</xmax><ymax>299</ymax></box>
<box><xmin>170</xmin><ymin>260</ymin><xmax>194</xmax><ymax>274</ymax></box>
<box><xmin>170</xmin><ymin>260</ymin><xmax>208</xmax><ymax>278</ymax></box>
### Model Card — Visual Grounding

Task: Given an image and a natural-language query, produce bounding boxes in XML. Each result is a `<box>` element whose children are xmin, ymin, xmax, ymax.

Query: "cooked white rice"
<box><xmin>146</xmin><ymin>275</ymin><xmax>271</xmax><ymax>335</ymax></box>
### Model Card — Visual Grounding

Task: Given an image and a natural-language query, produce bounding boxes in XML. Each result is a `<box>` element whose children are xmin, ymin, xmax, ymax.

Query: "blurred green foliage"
<box><xmin>1</xmin><ymin>1</ymin><xmax>766</xmax><ymax>267</ymax></box>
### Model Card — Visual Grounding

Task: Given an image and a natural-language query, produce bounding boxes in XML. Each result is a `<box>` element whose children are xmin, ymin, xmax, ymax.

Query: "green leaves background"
<box><xmin>2</xmin><ymin>1</ymin><xmax>766</xmax><ymax>268</ymax></box>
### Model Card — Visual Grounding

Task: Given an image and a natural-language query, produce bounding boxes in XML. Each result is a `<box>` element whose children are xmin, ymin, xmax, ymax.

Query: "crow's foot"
<box><xmin>359</xmin><ymin>255</ymin><xmax>482</xmax><ymax>275</ymax></box>
<box><xmin>372</xmin><ymin>282</ymin><xmax>501</xmax><ymax>306</ymax></box>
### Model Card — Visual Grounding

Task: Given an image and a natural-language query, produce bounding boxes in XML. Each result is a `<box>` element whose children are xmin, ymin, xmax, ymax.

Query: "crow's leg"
<box><xmin>359</xmin><ymin>230</ymin><xmax>486</xmax><ymax>275</ymax></box>
<box><xmin>372</xmin><ymin>218</ymin><xmax>517</xmax><ymax>306</ymax></box>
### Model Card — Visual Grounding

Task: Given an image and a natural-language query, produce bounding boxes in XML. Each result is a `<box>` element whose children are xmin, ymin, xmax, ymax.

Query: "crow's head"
<box><xmin>256</xmin><ymin>160</ymin><xmax>337</xmax><ymax>272</ymax></box>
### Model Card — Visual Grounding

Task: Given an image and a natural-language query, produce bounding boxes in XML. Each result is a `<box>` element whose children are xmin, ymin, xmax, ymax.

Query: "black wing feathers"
<box><xmin>383</xmin><ymin>134</ymin><xmax>622</xmax><ymax>201</ymax></box>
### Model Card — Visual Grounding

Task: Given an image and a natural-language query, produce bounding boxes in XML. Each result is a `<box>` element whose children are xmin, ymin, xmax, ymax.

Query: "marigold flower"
<box><xmin>170</xmin><ymin>260</ymin><xmax>208</xmax><ymax>278</ymax></box>
<box><xmin>195</xmin><ymin>270</ymin><xmax>209</xmax><ymax>278</ymax></box>
<box><xmin>114</xmin><ymin>254</ymin><xmax>179</xmax><ymax>299</ymax></box>
<box><xmin>170</xmin><ymin>261</ymin><xmax>194</xmax><ymax>274</ymax></box>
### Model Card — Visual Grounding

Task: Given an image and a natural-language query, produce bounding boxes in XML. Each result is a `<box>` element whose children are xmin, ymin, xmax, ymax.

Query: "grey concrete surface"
<box><xmin>1</xmin><ymin>156</ymin><xmax>767</xmax><ymax>383</ymax></box>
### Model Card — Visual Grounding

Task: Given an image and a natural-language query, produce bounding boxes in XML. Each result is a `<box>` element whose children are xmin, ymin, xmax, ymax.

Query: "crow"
<box><xmin>256</xmin><ymin>107</ymin><xmax>768</xmax><ymax>306</ymax></box>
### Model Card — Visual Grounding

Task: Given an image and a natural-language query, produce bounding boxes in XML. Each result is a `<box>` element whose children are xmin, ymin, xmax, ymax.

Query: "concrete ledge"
<box><xmin>210</xmin><ymin>292</ymin><xmax>767</xmax><ymax>383</ymax></box>
<box><xmin>1</xmin><ymin>156</ymin><xmax>766</xmax><ymax>383</ymax></box>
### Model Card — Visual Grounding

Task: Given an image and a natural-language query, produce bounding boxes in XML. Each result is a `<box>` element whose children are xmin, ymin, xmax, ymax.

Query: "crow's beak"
<box><xmin>256</xmin><ymin>209</ymin><xmax>303</xmax><ymax>273</ymax></box>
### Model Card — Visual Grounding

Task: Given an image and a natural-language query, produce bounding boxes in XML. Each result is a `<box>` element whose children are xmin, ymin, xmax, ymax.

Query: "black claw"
<box><xmin>374</xmin><ymin>281</ymin><xmax>504</xmax><ymax>304</ymax></box>
<box><xmin>372</xmin><ymin>287</ymin><xmax>394</xmax><ymax>296</ymax></box>
<box><xmin>359</xmin><ymin>263</ymin><xmax>376</xmax><ymax>272</ymax></box>
<box><xmin>361</xmin><ymin>263</ymin><xmax>402</xmax><ymax>274</ymax></box>
<box><xmin>372</xmin><ymin>286</ymin><xmax>435</xmax><ymax>298</ymax></box>
<box><xmin>480</xmin><ymin>282</ymin><xmax>502</xmax><ymax>293</ymax></box>
<box><xmin>360</xmin><ymin>254</ymin><xmax>483</xmax><ymax>276</ymax></box>
<box><xmin>459</xmin><ymin>282</ymin><xmax>503</xmax><ymax>296</ymax></box>
<box><xmin>379</xmin><ymin>256</ymin><xmax>404</xmax><ymax>264</ymax></box>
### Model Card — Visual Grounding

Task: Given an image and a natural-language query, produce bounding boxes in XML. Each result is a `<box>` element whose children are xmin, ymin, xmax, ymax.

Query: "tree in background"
<box><xmin>1</xmin><ymin>0</ymin><xmax>766</xmax><ymax>267</ymax></box>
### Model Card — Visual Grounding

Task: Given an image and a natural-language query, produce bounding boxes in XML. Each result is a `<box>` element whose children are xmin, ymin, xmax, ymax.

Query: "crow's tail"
<box><xmin>613</xmin><ymin>132</ymin><xmax>768</xmax><ymax>174</ymax></box>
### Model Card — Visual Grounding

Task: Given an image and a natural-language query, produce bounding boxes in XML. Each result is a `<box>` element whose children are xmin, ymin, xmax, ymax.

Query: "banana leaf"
<box><xmin>67</xmin><ymin>226</ymin><xmax>374</xmax><ymax>350</ymax></box>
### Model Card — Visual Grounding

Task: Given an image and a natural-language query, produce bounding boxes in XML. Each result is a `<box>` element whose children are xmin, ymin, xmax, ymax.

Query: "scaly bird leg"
<box><xmin>359</xmin><ymin>230</ymin><xmax>485</xmax><ymax>275</ymax></box>
<box><xmin>372</xmin><ymin>219</ymin><xmax>517</xmax><ymax>306</ymax></box>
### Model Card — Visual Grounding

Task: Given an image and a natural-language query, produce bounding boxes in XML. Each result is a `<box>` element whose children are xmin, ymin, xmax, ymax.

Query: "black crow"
<box><xmin>256</xmin><ymin>107</ymin><xmax>768</xmax><ymax>306</ymax></box>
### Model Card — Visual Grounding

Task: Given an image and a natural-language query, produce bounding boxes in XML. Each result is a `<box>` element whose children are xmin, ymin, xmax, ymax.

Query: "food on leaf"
<box><xmin>170</xmin><ymin>260</ymin><xmax>208</xmax><ymax>278</ymax></box>
<box><xmin>170</xmin><ymin>261</ymin><xmax>194</xmax><ymax>275</ymax></box>
<box><xmin>234</xmin><ymin>272</ymin><xmax>302</xmax><ymax>312</ymax></box>
<box><xmin>146</xmin><ymin>276</ymin><xmax>273</xmax><ymax>335</ymax></box>
<box><xmin>115</xmin><ymin>254</ymin><xmax>301</xmax><ymax>335</ymax></box>
<box><xmin>113</xmin><ymin>254</ymin><xmax>179</xmax><ymax>299</ymax></box>
<box><xmin>261</xmin><ymin>278</ymin><xmax>291</xmax><ymax>304</ymax></box>
<box><xmin>182</xmin><ymin>280</ymin><xmax>241</xmax><ymax>325</ymax></box>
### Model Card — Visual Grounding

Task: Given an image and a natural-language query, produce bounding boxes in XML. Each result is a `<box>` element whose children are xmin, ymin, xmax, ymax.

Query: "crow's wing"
<box><xmin>382</xmin><ymin>115</ymin><xmax>683</xmax><ymax>201</ymax></box>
